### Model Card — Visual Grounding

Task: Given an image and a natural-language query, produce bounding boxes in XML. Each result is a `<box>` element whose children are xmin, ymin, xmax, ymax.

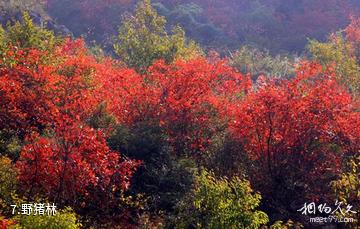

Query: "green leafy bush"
<box><xmin>172</xmin><ymin>169</ymin><xmax>269</xmax><ymax>228</ymax></box>
<box><xmin>1</xmin><ymin>11</ymin><xmax>60</xmax><ymax>51</ymax></box>
<box><xmin>0</xmin><ymin>11</ymin><xmax>62</xmax><ymax>68</ymax></box>
<box><xmin>11</xmin><ymin>208</ymin><xmax>81</xmax><ymax>229</ymax></box>
<box><xmin>0</xmin><ymin>156</ymin><xmax>17</xmax><ymax>214</ymax></box>
<box><xmin>230</xmin><ymin>45</ymin><xmax>295</xmax><ymax>79</ymax></box>
<box><xmin>308</xmin><ymin>33</ymin><xmax>360</xmax><ymax>96</ymax></box>
<box><xmin>331</xmin><ymin>154</ymin><xmax>360</xmax><ymax>223</ymax></box>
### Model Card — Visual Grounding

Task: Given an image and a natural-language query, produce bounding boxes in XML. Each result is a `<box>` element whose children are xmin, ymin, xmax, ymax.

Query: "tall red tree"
<box><xmin>228</xmin><ymin>62</ymin><xmax>359</xmax><ymax>218</ymax></box>
<box><xmin>17</xmin><ymin>123</ymin><xmax>139</xmax><ymax>205</ymax></box>
<box><xmin>0</xmin><ymin>39</ymin><xmax>140</xmax><ymax>208</ymax></box>
<box><xmin>115</xmin><ymin>58</ymin><xmax>251</xmax><ymax>155</ymax></box>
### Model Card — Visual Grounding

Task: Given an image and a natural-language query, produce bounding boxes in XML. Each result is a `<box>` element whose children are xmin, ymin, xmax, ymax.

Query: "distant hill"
<box><xmin>4</xmin><ymin>0</ymin><xmax>360</xmax><ymax>54</ymax></box>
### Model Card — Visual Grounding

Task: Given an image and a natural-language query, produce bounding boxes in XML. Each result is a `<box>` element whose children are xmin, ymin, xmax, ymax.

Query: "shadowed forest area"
<box><xmin>0</xmin><ymin>0</ymin><xmax>359</xmax><ymax>228</ymax></box>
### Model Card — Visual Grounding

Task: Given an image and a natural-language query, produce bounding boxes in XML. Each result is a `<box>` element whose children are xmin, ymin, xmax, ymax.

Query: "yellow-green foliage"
<box><xmin>230</xmin><ymin>45</ymin><xmax>295</xmax><ymax>79</ymax></box>
<box><xmin>0</xmin><ymin>11</ymin><xmax>62</xmax><ymax>67</ymax></box>
<box><xmin>331</xmin><ymin>154</ymin><xmax>360</xmax><ymax>214</ymax></box>
<box><xmin>174</xmin><ymin>169</ymin><xmax>269</xmax><ymax>229</ymax></box>
<box><xmin>330</xmin><ymin>153</ymin><xmax>359</xmax><ymax>228</ymax></box>
<box><xmin>308</xmin><ymin>34</ymin><xmax>360</xmax><ymax>96</ymax></box>
<box><xmin>114</xmin><ymin>0</ymin><xmax>201</xmax><ymax>73</ymax></box>
<box><xmin>0</xmin><ymin>156</ymin><xmax>17</xmax><ymax>214</ymax></box>
<box><xmin>3</xmin><ymin>11</ymin><xmax>60</xmax><ymax>51</ymax></box>
<box><xmin>0</xmin><ymin>130</ymin><xmax>22</xmax><ymax>160</ymax></box>
<box><xmin>269</xmin><ymin>220</ymin><xmax>303</xmax><ymax>229</ymax></box>
<box><xmin>10</xmin><ymin>208</ymin><xmax>81</xmax><ymax>229</ymax></box>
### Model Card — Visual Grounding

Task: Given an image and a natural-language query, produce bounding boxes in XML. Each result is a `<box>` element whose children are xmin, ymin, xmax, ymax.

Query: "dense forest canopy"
<box><xmin>41</xmin><ymin>0</ymin><xmax>360</xmax><ymax>53</ymax></box>
<box><xmin>0</xmin><ymin>0</ymin><xmax>359</xmax><ymax>228</ymax></box>
<box><xmin>2</xmin><ymin>0</ymin><xmax>357</xmax><ymax>53</ymax></box>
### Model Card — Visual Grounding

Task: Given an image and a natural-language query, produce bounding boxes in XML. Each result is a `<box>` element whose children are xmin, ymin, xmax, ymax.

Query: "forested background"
<box><xmin>0</xmin><ymin>0</ymin><xmax>359</xmax><ymax>228</ymax></box>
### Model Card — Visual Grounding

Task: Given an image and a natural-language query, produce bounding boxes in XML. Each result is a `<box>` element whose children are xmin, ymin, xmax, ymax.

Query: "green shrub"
<box><xmin>308</xmin><ymin>33</ymin><xmax>360</xmax><ymax>96</ymax></box>
<box><xmin>0</xmin><ymin>156</ymin><xmax>18</xmax><ymax>214</ymax></box>
<box><xmin>11</xmin><ymin>207</ymin><xmax>81</xmax><ymax>229</ymax></box>
<box><xmin>172</xmin><ymin>169</ymin><xmax>269</xmax><ymax>229</ymax></box>
<box><xmin>230</xmin><ymin>45</ymin><xmax>295</xmax><ymax>79</ymax></box>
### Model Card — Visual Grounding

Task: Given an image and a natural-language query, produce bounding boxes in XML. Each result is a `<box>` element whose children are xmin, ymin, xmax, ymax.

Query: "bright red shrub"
<box><xmin>98</xmin><ymin>57</ymin><xmax>250</xmax><ymax>155</ymax></box>
<box><xmin>0</xmin><ymin>39</ymin><xmax>140</xmax><ymax>206</ymax></box>
<box><xmin>0</xmin><ymin>217</ymin><xmax>15</xmax><ymax>229</ymax></box>
<box><xmin>141</xmin><ymin>58</ymin><xmax>250</xmax><ymax>154</ymax></box>
<box><xmin>228</xmin><ymin>62</ymin><xmax>360</xmax><ymax>202</ymax></box>
<box><xmin>0</xmin><ymin>39</ymin><xmax>99</xmax><ymax>136</ymax></box>
<box><xmin>92</xmin><ymin>59</ymin><xmax>150</xmax><ymax>125</ymax></box>
<box><xmin>0</xmin><ymin>50</ymin><xmax>55</xmax><ymax>136</ymax></box>
<box><xmin>17</xmin><ymin>122</ymin><xmax>139</xmax><ymax>204</ymax></box>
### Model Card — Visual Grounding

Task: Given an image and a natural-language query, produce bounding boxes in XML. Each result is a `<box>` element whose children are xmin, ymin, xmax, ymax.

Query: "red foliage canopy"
<box><xmin>17</xmin><ymin>123</ymin><xmax>139</xmax><ymax>203</ymax></box>
<box><xmin>228</xmin><ymin>62</ymin><xmax>360</xmax><ymax>200</ymax></box>
<box><xmin>105</xmin><ymin>58</ymin><xmax>251</xmax><ymax>155</ymax></box>
<box><xmin>0</xmin><ymin>39</ymin><xmax>140</xmax><ymax>204</ymax></box>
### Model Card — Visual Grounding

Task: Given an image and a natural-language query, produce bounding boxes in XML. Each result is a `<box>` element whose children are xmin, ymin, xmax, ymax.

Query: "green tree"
<box><xmin>0</xmin><ymin>156</ymin><xmax>17</xmax><ymax>215</ymax></box>
<box><xmin>114</xmin><ymin>0</ymin><xmax>201</xmax><ymax>73</ymax></box>
<box><xmin>0</xmin><ymin>11</ymin><xmax>62</xmax><ymax>68</ymax></box>
<box><xmin>172</xmin><ymin>169</ymin><xmax>269</xmax><ymax>229</ymax></box>
<box><xmin>11</xmin><ymin>207</ymin><xmax>81</xmax><ymax>229</ymax></box>
<box><xmin>308</xmin><ymin>33</ymin><xmax>360</xmax><ymax>96</ymax></box>
<box><xmin>1</xmin><ymin>11</ymin><xmax>60</xmax><ymax>52</ymax></box>
<box><xmin>331</xmin><ymin>154</ymin><xmax>360</xmax><ymax>225</ymax></box>
<box><xmin>108</xmin><ymin>122</ymin><xmax>196</xmax><ymax>222</ymax></box>
<box><xmin>230</xmin><ymin>45</ymin><xmax>295</xmax><ymax>79</ymax></box>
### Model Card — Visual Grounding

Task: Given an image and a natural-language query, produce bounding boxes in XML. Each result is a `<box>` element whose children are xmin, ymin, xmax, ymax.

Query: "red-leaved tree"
<box><xmin>17</xmin><ymin>122</ymin><xmax>139</xmax><ymax>205</ymax></box>
<box><xmin>0</xmin><ymin>39</ymin><xmax>140</xmax><ymax>210</ymax></box>
<box><xmin>228</xmin><ymin>62</ymin><xmax>360</xmax><ymax>219</ymax></box>
<box><xmin>110</xmin><ymin>58</ymin><xmax>251</xmax><ymax>156</ymax></box>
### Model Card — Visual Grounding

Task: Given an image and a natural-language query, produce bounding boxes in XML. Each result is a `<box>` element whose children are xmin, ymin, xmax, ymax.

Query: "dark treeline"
<box><xmin>2</xmin><ymin>0</ymin><xmax>359</xmax><ymax>53</ymax></box>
